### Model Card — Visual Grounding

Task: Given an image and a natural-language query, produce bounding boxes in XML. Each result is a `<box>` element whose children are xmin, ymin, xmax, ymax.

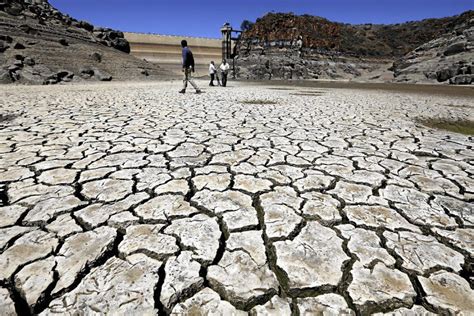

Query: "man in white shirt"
<box><xmin>219</xmin><ymin>59</ymin><xmax>230</xmax><ymax>87</ymax></box>
<box><xmin>209</xmin><ymin>61</ymin><xmax>221</xmax><ymax>86</ymax></box>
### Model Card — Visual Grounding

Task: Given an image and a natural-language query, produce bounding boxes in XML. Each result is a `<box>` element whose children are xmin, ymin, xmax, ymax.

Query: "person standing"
<box><xmin>209</xmin><ymin>61</ymin><xmax>217</xmax><ymax>86</ymax></box>
<box><xmin>220</xmin><ymin>59</ymin><xmax>230</xmax><ymax>87</ymax></box>
<box><xmin>179</xmin><ymin>40</ymin><xmax>201</xmax><ymax>94</ymax></box>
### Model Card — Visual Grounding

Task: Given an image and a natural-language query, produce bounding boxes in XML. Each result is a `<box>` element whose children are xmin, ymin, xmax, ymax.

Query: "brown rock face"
<box><xmin>236</xmin><ymin>11</ymin><xmax>474</xmax><ymax>83</ymax></box>
<box><xmin>241</xmin><ymin>11</ymin><xmax>474</xmax><ymax>57</ymax></box>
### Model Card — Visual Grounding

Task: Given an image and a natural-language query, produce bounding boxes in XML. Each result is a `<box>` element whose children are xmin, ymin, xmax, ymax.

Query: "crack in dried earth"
<box><xmin>0</xmin><ymin>81</ymin><xmax>473</xmax><ymax>315</ymax></box>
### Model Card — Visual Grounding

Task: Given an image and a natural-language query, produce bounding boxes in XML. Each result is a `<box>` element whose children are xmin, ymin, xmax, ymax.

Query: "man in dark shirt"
<box><xmin>179</xmin><ymin>40</ymin><xmax>201</xmax><ymax>94</ymax></box>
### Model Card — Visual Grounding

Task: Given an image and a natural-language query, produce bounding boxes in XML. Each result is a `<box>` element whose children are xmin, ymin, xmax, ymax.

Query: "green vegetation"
<box><xmin>417</xmin><ymin>118</ymin><xmax>474</xmax><ymax>135</ymax></box>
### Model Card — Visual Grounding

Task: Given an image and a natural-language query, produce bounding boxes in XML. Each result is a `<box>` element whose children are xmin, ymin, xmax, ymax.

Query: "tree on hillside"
<box><xmin>240</xmin><ymin>20</ymin><xmax>254</xmax><ymax>32</ymax></box>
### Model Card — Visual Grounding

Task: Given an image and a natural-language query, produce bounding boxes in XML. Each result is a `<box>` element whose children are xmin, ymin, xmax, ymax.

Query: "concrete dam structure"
<box><xmin>124</xmin><ymin>33</ymin><xmax>222</xmax><ymax>76</ymax></box>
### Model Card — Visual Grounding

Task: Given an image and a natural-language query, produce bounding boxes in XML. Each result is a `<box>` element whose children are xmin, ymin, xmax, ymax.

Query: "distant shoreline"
<box><xmin>241</xmin><ymin>79</ymin><xmax>474</xmax><ymax>98</ymax></box>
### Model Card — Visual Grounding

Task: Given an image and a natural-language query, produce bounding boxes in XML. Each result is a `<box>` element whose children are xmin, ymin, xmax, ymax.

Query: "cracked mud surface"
<box><xmin>0</xmin><ymin>81</ymin><xmax>473</xmax><ymax>315</ymax></box>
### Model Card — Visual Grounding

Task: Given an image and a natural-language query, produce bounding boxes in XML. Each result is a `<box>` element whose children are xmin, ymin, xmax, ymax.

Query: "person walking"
<box><xmin>179</xmin><ymin>40</ymin><xmax>201</xmax><ymax>94</ymax></box>
<box><xmin>220</xmin><ymin>59</ymin><xmax>230</xmax><ymax>87</ymax></box>
<box><xmin>209</xmin><ymin>61</ymin><xmax>217</xmax><ymax>86</ymax></box>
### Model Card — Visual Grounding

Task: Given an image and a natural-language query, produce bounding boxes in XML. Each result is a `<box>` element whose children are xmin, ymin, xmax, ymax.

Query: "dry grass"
<box><xmin>417</xmin><ymin>118</ymin><xmax>474</xmax><ymax>135</ymax></box>
<box><xmin>241</xmin><ymin>99</ymin><xmax>278</xmax><ymax>105</ymax></box>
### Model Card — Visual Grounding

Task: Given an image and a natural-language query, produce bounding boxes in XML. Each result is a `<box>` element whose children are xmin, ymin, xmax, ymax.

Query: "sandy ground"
<box><xmin>0</xmin><ymin>80</ymin><xmax>473</xmax><ymax>315</ymax></box>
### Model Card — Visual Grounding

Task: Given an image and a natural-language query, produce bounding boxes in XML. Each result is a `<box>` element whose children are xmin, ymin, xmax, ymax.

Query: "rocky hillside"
<box><xmin>236</xmin><ymin>11</ymin><xmax>474</xmax><ymax>83</ymax></box>
<box><xmin>0</xmin><ymin>0</ymin><xmax>167</xmax><ymax>84</ymax></box>
<box><xmin>392</xmin><ymin>22</ymin><xmax>474</xmax><ymax>84</ymax></box>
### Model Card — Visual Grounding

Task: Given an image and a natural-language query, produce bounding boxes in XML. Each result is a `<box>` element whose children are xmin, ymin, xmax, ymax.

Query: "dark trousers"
<box><xmin>222</xmin><ymin>72</ymin><xmax>228</xmax><ymax>87</ymax></box>
<box><xmin>210</xmin><ymin>73</ymin><xmax>215</xmax><ymax>86</ymax></box>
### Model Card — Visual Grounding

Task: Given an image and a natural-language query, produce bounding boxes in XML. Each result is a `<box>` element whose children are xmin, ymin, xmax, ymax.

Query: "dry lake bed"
<box><xmin>0</xmin><ymin>80</ymin><xmax>473</xmax><ymax>315</ymax></box>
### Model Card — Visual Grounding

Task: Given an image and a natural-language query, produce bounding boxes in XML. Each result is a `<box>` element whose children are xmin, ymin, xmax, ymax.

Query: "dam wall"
<box><xmin>124</xmin><ymin>32</ymin><xmax>222</xmax><ymax>76</ymax></box>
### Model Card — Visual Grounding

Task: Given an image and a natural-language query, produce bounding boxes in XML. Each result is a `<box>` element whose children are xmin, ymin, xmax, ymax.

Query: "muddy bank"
<box><xmin>244</xmin><ymin>80</ymin><xmax>474</xmax><ymax>98</ymax></box>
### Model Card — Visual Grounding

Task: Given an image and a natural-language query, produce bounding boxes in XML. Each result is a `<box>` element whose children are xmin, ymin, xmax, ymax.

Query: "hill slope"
<box><xmin>0</xmin><ymin>0</ymin><xmax>168</xmax><ymax>84</ymax></box>
<box><xmin>236</xmin><ymin>11</ymin><xmax>474</xmax><ymax>83</ymax></box>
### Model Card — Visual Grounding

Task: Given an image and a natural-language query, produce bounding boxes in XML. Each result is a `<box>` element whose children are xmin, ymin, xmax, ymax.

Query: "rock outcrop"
<box><xmin>0</xmin><ymin>0</ymin><xmax>167</xmax><ymax>84</ymax></box>
<box><xmin>392</xmin><ymin>22</ymin><xmax>474</xmax><ymax>84</ymax></box>
<box><xmin>236</xmin><ymin>11</ymin><xmax>474</xmax><ymax>84</ymax></box>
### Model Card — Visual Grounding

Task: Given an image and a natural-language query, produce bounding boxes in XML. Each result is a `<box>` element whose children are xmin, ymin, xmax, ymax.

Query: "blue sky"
<box><xmin>50</xmin><ymin>0</ymin><xmax>473</xmax><ymax>39</ymax></box>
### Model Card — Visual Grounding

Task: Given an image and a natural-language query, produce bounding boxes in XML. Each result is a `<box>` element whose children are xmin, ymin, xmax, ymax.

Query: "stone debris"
<box><xmin>0</xmin><ymin>82</ymin><xmax>472</xmax><ymax>315</ymax></box>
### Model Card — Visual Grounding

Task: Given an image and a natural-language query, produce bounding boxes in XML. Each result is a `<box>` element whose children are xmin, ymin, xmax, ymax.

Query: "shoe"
<box><xmin>179</xmin><ymin>89</ymin><xmax>185</xmax><ymax>94</ymax></box>
<box><xmin>196</xmin><ymin>90</ymin><xmax>202</xmax><ymax>94</ymax></box>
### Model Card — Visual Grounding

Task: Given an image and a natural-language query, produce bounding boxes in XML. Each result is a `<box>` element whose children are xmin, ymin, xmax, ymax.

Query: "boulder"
<box><xmin>59</xmin><ymin>38</ymin><xmax>69</xmax><ymax>46</ymax></box>
<box><xmin>0</xmin><ymin>41</ymin><xmax>9</xmax><ymax>53</ymax></box>
<box><xmin>436</xmin><ymin>68</ymin><xmax>457</xmax><ymax>82</ymax></box>
<box><xmin>0</xmin><ymin>70</ymin><xmax>12</xmax><ymax>84</ymax></box>
<box><xmin>57</xmin><ymin>70</ymin><xmax>74</xmax><ymax>82</ymax></box>
<box><xmin>443</xmin><ymin>42</ymin><xmax>466</xmax><ymax>56</ymax></box>
<box><xmin>9</xmin><ymin>70</ymin><xmax>20</xmax><ymax>81</ymax></box>
<box><xmin>4</xmin><ymin>2</ymin><xmax>23</xmax><ymax>15</ymax></box>
<box><xmin>111</xmin><ymin>38</ymin><xmax>130</xmax><ymax>54</ymax></box>
<box><xmin>449</xmin><ymin>74</ymin><xmax>473</xmax><ymax>85</ymax></box>
<box><xmin>13</xmin><ymin>42</ymin><xmax>25</xmax><ymax>49</ymax></box>
<box><xmin>95</xmin><ymin>70</ymin><xmax>112</xmax><ymax>81</ymax></box>
<box><xmin>44</xmin><ymin>70</ymin><xmax>74</xmax><ymax>84</ymax></box>
<box><xmin>76</xmin><ymin>20</ymin><xmax>94</xmax><ymax>32</ymax></box>
<box><xmin>0</xmin><ymin>35</ymin><xmax>13</xmax><ymax>43</ymax></box>
<box><xmin>24</xmin><ymin>57</ymin><xmax>35</xmax><ymax>66</ymax></box>
<box><xmin>79</xmin><ymin>67</ymin><xmax>94</xmax><ymax>79</ymax></box>
<box><xmin>8</xmin><ymin>64</ymin><xmax>21</xmax><ymax>72</ymax></box>
<box><xmin>91</xmin><ymin>52</ymin><xmax>102</xmax><ymax>62</ymax></box>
